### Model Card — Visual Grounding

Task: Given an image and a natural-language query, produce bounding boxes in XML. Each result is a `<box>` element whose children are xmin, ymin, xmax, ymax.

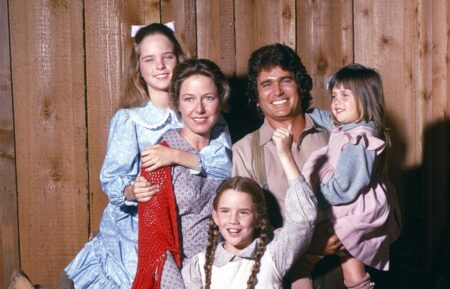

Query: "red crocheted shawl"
<box><xmin>131</xmin><ymin>141</ymin><xmax>181</xmax><ymax>289</ymax></box>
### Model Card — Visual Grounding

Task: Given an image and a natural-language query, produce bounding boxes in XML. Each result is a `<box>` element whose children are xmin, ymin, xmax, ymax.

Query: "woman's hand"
<box><xmin>124</xmin><ymin>176</ymin><xmax>160</xmax><ymax>202</ymax></box>
<box><xmin>141</xmin><ymin>144</ymin><xmax>174</xmax><ymax>171</ymax></box>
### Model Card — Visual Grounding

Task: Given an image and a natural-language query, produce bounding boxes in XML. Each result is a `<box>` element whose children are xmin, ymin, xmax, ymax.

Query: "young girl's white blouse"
<box><xmin>182</xmin><ymin>176</ymin><xmax>318</xmax><ymax>289</ymax></box>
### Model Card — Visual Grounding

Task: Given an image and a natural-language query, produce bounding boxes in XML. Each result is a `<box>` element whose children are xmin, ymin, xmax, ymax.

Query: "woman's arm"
<box><xmin>197</xmin><ymin>116</ymin><xmax>233</xmax><ymax>179</ymax></box>
<box><xmin>141</xmin><ymin>145</ymin><xmax>201</xmax><ymax>172</ymax></box>
<box><xmin>141</xmin><ymin>116</ymin><xmax>232</xmax><ymax>180</ymax></box>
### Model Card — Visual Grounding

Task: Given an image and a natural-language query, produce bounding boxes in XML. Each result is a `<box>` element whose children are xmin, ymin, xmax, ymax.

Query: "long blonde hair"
<box><xmin>119</xmin><ymin>23</ymin><xmax>186</xmax><ymax>109</ymax></box>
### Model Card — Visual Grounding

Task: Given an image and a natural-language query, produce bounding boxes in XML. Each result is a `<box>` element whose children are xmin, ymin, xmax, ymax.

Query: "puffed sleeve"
<box><xmin>194</xmin><ymin>115</ymin><xmax>232</xmax><ymax>180</ymax></box>
<box><xmin>269</xmin><ymin>176</ymin><xmax>318</xmax><ymax>276</ymax></box>
<box><xmin>319</xmin><ymin>141</ymin><xmax>376</xmax><ymax>206</ymax></box>
<box><xmin>100</xmin><ymin>110</ymin><xmax>140</xmax><ymax>207</ymax></box>
<box><xmin>182</xmin><ymin>254</ymin><xmax>204</xmax><ymax>289</ymax></box>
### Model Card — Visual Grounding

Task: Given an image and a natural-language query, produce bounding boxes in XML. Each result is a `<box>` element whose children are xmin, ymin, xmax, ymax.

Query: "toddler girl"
<box><xmin>302</xmin><ymin>63</ymin><xmax>401</xmax><ymax>289</ymax></box>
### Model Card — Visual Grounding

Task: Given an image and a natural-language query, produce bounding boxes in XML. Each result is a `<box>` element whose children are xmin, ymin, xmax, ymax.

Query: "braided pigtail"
<box><xmin>246</xmin><ymin>216</ymin><xmax>271</xmax><ymax>289</ymax></box>
<box><xmin>204</xmin><ymin>218</ymin><xmax>219</xmax><ymax>289</ymax></box>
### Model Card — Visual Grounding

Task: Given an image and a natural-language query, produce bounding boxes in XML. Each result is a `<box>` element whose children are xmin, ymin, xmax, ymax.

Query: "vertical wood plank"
<box><xmin>296</xmin><ymin>0</ymin><xmax>353</xmax><ymax>109</ymax></box>
<box><xmin>354</xmin><ymin>0</ymin><xmax>412</xmax><ymax>233</ymax></box>
<box><xmin>0</xmin><ymin>0</ymin><xmax>20</xmax><ymax>286</ymax></box>
<box><xmin>196</xmin><ymin>0</ymin><xmax>235</xmax><ymax>76</ymax></box>
<box><xmin>85</xmin><ymin>0</ymin><xmax>146</xmax><ymax>234</ymax></box>
<box><xmin>161</xmin><ymin>0</ymin><xmax>174</xmax><ymax>24</ymax></box>
<box><xmin>235</xmin><ymin>0</ymin><xmax>296</xmax><ymax>76</ymax></box>
<box><xmin>354</xmin><ymin>0</ymin><xmax>423</xmax><ymax>165</ymax></box>
<box><xmin>144</xmin><ymin>0</ymin><xmax>161</xmax><ymax>24</ymax></box>
<box><xmin>234</xmin><ymin>0</ymin><xmax>256</xmax><ymax>77</ymax></box>
<box><xmin>9</xmin><ymin>0</ymin><xmax>87</xmax><ymax>287</ymax></box>
<box><xmin>173</xmin><ymin>0</ymin><xmax>197</xmax><ymax>57</ymax></box>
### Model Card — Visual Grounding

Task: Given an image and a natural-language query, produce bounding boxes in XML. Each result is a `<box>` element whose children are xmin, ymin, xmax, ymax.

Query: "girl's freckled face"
<box><xmin>212</xmin><ymin>189</ymin><xmax>257</xmax><ymax>254</ymax></box>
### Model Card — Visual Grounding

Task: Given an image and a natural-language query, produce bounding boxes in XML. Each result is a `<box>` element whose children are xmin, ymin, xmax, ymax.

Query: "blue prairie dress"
<box><xmin>65</xmin><ymin>100</ymin><xmax>232</xmax><ymax>288</ymax></box>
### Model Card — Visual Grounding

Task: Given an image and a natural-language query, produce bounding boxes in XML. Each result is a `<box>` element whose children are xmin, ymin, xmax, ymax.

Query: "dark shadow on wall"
<box><xmin>371</xmin><ymin>116</ymin><xmax>450</xmax><ymax>289</ymax></box>
<box><xmin>223</xmin><ymin>76</ymin><xmax>262</xmax><ymax>144</ymax></box>
<box><xmin>421</xmin><ymin>119</ymin><xmax>450</xmax><ymax>289</ymax></box>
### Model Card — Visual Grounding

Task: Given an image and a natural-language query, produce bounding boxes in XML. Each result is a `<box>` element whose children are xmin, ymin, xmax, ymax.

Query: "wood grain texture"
<box><xmin>144</xmin><ymin>0</ymin><xmax>161</xmax><ymax>23</ymax></box>
<box><xmin>234</xmin><ymin>0</ymin><xmax>256</xmax><ymax>77</ymax></box>
<box><xmin>9</xmin><ymin>0</ymin><xmax>88</xmax><ymax>287</ymax></box>
<box><xmin>0</xmin><ymin>0</ymin><xmax>19</xmax><ymax>286</ymax></box>
<box><xmin>297</xmin><ymin>0</ymin><xmax>353</xmax><ymax>109</ymax></box>
<box><xmin>354</xmin><ymin>0</ymin><xmax>422</xmax><ymax>165</ymax></box>
<box><xmin>173</xmin><ymin>0</ymin><xmax>197</xmax><ymax>57</ymax></box>
<box><xmin>85</xmin><ymin>0</ymin><xmax>146</xmax><ymax>235</ymax></box>
<box><xmin>354</xmin><ymin>0</ymin><xmax>412</xmax><ymax>233</ymax></box>
<box><xmin>235</xmin><ymin>0</ymin><xmax>295</xmax><ymax>77</ymax></box>
<box><xmin>161</xmin><ymin>0</ymin><xmax>174</xmax><ymax>24</ymax></box>
<box><xmin>196</xmin><ymin>0</ymin><xmax>235</xmax><ymax>76</ymax></box>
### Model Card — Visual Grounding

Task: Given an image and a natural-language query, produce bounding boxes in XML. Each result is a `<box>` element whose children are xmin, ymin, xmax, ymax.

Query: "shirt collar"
<box><xmin>258</xmin><ymin>114</ymin><xmax>323</xmax><ymax>146</ymax></box>
<box><xmin>127</xmin><ymin>101</ymin><xmax>183</xmax><ymax>130</ymax></box>
<box><xmin>213</xmin><ymin>239</ymin><xmax>259</xmax><ymax>267</ymax></box>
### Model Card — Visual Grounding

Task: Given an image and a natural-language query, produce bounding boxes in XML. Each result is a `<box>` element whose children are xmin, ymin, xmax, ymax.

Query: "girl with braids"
<box><xmin>183</xmin><ymin>125</ymin><xmax>318</xmax><ymax>289</ymax></box>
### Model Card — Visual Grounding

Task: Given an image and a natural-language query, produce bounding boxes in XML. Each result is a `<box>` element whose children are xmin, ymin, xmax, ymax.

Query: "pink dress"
<box><xmin>302</xmin><ymin>125</ymin><xmax>401</xmax><ymax>270</ymax></box>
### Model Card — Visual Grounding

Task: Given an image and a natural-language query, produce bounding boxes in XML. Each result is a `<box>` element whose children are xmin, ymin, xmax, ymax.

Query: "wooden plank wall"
<box><xmin>8</xmin><ymin>0</ymin><xmax>89</xmax><ymax>286</ymax></box>
<box><xmin>2</xmin><ymin>0</ymin><xmax>449</xmax><ymax>288</ymax></box>
<box><xmin>0</xmin><ymin>0</ymin><xmax>19</xmax><ymax>285</ymax></box>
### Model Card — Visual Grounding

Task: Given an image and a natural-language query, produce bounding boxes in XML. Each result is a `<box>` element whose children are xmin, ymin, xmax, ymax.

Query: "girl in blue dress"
<box><xmin>64</xmin><ymin>23</ymin><xmax>231</xmax><ymax>289</ymax></box>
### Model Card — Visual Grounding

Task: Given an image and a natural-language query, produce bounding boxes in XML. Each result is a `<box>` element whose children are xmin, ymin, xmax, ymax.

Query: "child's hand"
<box><xmin>273</xmin><ymin>125</ymin><xmax>301</xmax><ymax>180</ymax></box>
<box><xmin>129</xmin><ymin>176</ymin><xmax>160</xmax><ymax>202</ymax></box>
<box><xmin>141</xmin><ymin>144</ymin><xmax>174</xmax><ymax>171</ymax></box>
<box><xmin>272</xmin><ymin>126</ymin><xmax>293</xmax><ymax>156</ymax></box>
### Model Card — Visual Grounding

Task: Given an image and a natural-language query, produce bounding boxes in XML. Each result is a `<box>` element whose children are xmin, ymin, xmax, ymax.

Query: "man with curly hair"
<box><xmin>232</xmin><ymin>43</ymin><xmax>345</xmax><ymax>289</ymax></box>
